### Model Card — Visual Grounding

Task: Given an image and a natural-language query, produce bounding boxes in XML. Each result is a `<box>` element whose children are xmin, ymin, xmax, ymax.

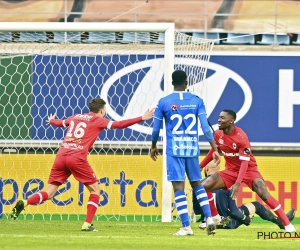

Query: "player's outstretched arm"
<box><xmin>46</xmin><ymin>113</ymin><xmax>56</xmax><ymax>125</ymax></box>
<box><xmin>110</xmin><ymin>108</ymin><xmax>154</xmax><ymax>129</ymax></box>
<box><xmin>142</xmin><ymin>108</ymin><xmax>155</xmax><ymax>121</ymax></box>
<box><xmin>46</xmin><ymin>112</ymin><xmax>70</xmax><ymax>127</ymax></box>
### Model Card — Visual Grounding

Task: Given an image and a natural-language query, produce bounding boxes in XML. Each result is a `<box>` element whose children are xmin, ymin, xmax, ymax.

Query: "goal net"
<box><xmin>0</xmin><ymin>22</ymin><xmax>215</xmax><ymax>222</ymax></box>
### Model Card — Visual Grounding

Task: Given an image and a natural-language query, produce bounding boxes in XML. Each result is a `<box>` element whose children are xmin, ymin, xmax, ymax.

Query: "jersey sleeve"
<box><xmin>197</xmin><ymin>99</ymin><xmax>214</xmax><ymax>141</ymax></box>
<box><xmin>63</xmin><ymin>116</ymin><xmax>73</xmax><ymax>127</ymax></box>
<box><xmin>50</xmin><ymin>115</ymin><xmax>73</xmax><ymax>127</ymax></box>
<box><xmin>154</xmin><ymin>100</ymin><xmax>164</xmax><ymax>121</ymax></box>
<box><xmin>97</xmin><ymin>117</ymin><xmax>111</xmax><ymax>129</ymax></box>
<box><xmin>238</xmin><ymin>133</ymin><xmax>251</xmax><ymax>161</ymax></box>
<box><xmin>197</xmin><ymin>98</ymin><xmax>207</xmax><ymax>117</ymax></box>
<box><xmin>152</xmin><ymin>100</ymin><xmax>163</xmax><ymax>141</ymax></box>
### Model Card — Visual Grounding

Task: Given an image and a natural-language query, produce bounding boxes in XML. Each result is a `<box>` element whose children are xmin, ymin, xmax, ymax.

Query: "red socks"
<box><xmin>27</xmin><ymin>192</ymin><xmax>49</xmax><ymax>205</ymax></box>
<box><xmin>265</xmin><ymin>196</ymin><xmax>290</xmax><ymax>226</ymax></box>
<box><xmin>207</xmin><ymin>192</ymin><xmax>219</xmax><ymax>217</ymax></box>
<box><xmin>85</xmin><ymin>194</ymin><xmax>99</xmax><ymax>223</ymax></box>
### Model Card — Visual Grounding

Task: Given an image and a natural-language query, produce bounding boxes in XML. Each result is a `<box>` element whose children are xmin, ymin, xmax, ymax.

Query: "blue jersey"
<box><xmin>153</xmin><ymin>91</ymin><xmax>210</xmax><ymax>157</ymax></box>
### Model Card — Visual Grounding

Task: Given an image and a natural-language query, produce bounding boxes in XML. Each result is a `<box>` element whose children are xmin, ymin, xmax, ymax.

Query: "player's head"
<box><xmin>89</xmin><ymin>98</ymin><xmax>106</xmax><ymax>116</ymax></box>
<box><xmin>172</xmin><ymin>70</ymin><xmax>187</xmax><ymax>89</ymax></box>
<box><xmin>218</xmin><ymin>109</ymin><xmax>236</xmax><ymax>130</ymax></box>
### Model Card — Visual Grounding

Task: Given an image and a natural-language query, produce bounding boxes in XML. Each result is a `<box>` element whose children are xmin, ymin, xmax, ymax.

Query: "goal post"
<box><xmin>0</xmin><ymin>22</ymin><xmax>214</xmax><ymax>222</ymax></box>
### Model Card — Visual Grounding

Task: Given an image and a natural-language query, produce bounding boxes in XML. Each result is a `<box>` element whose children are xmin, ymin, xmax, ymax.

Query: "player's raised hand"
<box><xmin>229</xmin><ymin>182</ymin><xmax>241</xmax><ymax>200</ymax></box>
<box><xmin>150</xmin><ymin>147</ymin><xmax>159</xmax><ymax>161</ymax></box>
<box><xmin>142</xmin><ymin>108</ymin><xmax>155</xmax><ymax>121</ymax></box>
<box><xmin>46</xmin><ymin>112</ymin><xmax>56</xmax><ymax>125</ymax></box>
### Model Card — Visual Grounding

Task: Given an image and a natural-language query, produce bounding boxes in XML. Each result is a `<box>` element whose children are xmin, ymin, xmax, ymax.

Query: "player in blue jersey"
<box><xmin>150</xmin><ymin>70</ymin><xmax>220</xmax><ymax>236</ymax></box>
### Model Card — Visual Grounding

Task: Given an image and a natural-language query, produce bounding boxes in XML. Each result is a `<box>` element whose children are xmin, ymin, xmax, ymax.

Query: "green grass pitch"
<box><xmin>0</xmin><ymin>217</ymin><xmax>299</xmax><ymax>250</ymax></box>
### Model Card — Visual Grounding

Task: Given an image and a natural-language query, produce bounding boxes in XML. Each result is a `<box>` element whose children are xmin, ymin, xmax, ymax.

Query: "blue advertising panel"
<box><xmin>31</xmin><ymin>53</ymin><xmax>300</xmax><ymax>145</ymax></box>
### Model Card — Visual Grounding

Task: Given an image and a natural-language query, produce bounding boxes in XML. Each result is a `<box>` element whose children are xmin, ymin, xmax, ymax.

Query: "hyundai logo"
<box><xmin>100</xmin><ymin>57</ymin><xmax>252</xmax><ymax>136</ymax></box>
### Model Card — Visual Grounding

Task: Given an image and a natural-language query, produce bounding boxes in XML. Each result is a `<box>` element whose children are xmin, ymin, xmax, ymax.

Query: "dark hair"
<box><xmin>89</xmin><ymin>98</ymin><xmax>106</xmax><ymax>113</ymax></box>
<box><xmin>172</xmin><ymin>70</ymin><xmax>187</xmax><ymax>86</ymax></box>
<box><xmin>222</xmin><ymin>109</ymin><xmax>236</xmax><ymax>121</ymax></box>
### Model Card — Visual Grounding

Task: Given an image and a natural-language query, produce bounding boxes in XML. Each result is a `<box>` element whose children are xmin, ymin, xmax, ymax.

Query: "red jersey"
<box><xmin>51</xmin><ymin>112</ymin><xmax>110</xmax><ymax>159</ymax></box>
<box><xmin>214</xmin><ymin>126</ymin><xmax>258</xmax><ymax>172</ymax></box>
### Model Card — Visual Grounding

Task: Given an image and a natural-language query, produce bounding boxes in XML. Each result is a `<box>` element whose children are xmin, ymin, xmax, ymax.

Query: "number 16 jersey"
<box><xmin>51</xmin><ymin>112</ymin><xmax>110</xmax><ymax>159</ymax></box>
<box><xmin>154</xmin><ymin>91</ymin><xmax>207</xmax><ymax>157</ymax></box>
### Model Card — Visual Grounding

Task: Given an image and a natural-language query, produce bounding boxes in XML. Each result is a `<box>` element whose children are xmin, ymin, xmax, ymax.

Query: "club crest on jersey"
<box><xmin>232</xmin><ymin>143</ymin><xmax>237</xmax><ymax>149</ymax></box>
<box><xmin>219</xmin><ymin>138</ymin><xmax>223</xmax><ymax>144</ymax></box>
<box><xmin>171</xmin><ymin>104</ymin><xmax>178</xmax><ymax>111</ymax></box>
<box><xmin>244</xmin><ymin>148</ymin><xmax>251</xmax><ymax>155</ymax></box>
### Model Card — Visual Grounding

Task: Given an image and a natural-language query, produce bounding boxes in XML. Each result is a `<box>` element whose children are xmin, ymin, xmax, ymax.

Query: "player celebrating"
<box><xmin>200</xmin><ymin>109</ymin><xmax>296</xmax><ymax>232</ymax></box>
<box><xmin>10</xmin><ymin>98</ymin><xmax>154</xmax><ymax>232</ymax></box>
<box><xmin>150</xmin><ymin>70</ymin><xmax>220</xmax><ymax>236</ymax></box>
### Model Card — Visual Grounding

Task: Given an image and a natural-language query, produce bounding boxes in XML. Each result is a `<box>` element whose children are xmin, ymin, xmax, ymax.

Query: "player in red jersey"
<box><xmin>10</xmin><ymin>98</ymin><xmax>154</xmax><ymax>231</ymax></box>
<box><xmin>200</xmin><ymin>109</ymin><xmax>296</xmax><ymax>233</ymax></box>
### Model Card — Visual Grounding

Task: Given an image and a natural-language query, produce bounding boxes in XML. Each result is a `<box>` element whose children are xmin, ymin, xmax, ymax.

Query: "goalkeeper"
<box><xmin>194</xmin><ymin>161</ymin><xmax>296</xmax><ymax>230</ymax></box>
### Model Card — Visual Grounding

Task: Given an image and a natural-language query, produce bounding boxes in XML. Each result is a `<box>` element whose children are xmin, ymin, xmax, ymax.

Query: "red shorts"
<box><xmin>48</xmin><ymin>155</ymin><xmax>97</xmax><ymax>186</ymax></box>
<box><xmin>218</xmin><ymin>169</ymin><xmax>263</xmax><ymax>190</ymax></box>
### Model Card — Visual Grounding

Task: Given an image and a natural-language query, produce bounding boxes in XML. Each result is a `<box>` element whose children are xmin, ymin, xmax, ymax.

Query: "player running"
<box><xmin>150</xmin><ymin>70</ymin><xmax>220</xmax><ymax>236</ymax></box>
<box><xmin>200</xmin><ymin>109</ymin><xmax>296</xmax><ymax>232</ymax></box>
<box><xmin>10</xmin><ymin>98</ymin><xmax>154</xmax><ymax>232</ymax></box>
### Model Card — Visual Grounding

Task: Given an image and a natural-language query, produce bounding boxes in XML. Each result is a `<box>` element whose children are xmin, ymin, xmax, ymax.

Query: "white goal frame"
<box><xmin>0</xmin><ymin>22</ymin><xmax>175</xmax><ymax>222</ymax></box>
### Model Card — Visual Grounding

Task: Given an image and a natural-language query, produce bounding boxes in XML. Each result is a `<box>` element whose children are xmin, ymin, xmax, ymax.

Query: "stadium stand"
<box><xmin>257</xmin><ymin>34</ymin><xmax>290</xmax><ymax>45</ymax></box>
<box><xmin>222</xmin><ymin>33</ymin><xmax>255</xmax><ymax>45</ymax></box>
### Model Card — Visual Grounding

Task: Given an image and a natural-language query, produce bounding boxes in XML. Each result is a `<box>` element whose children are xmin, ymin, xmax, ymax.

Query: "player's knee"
<box><xmin>85</xmin><ymin>182</ymin><xmax>100</xmax><ymax>194</ymax></box>
<box><xmin>201</xmin><ymin>179</ymin><xmax>213</xmax><ymax>192</ymax></box>
<box><xmin>47</xmin><ymin>191</ymin><xmax>55</xmax><ymax>199</ymax></box>
<box><xmin>259</xmin><ymin>191</ymin><xmax>270</xmax><ymax>201</ymax></box>
<box><xmin>255</xmin><ymin>188</ymin><xmax>270</xmax><ymax>201</ymax></box>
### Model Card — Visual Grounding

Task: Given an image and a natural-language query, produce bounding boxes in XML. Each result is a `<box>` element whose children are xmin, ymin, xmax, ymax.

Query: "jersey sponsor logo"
<box><xmin>100</xmin><ymin>57</ymin><xmax>251</xmax><ymax>136</ymax></box>
<box><xmin>244</xmin><ymin>148</ymin><xmax>251</xmax><ymax>155</ymax></box>
<box><xmin>180</xmin><ymin>104</ymin><xmax>197</xmax><ymax>109</ymax></box>
<box><xmin>173</xmin><ymin>144</ymin><xmax>198</xmax><ymax>150</ymax></box>
<box><xmin>221</xmin><ymin>150</ymin><xmax>239</xmax><ymax>157</ymax></box>
<box><xmin>173</xmin><ymin>136</ymin><xmax>197</xmax><ymax>142</ymax></box>
<box><xmin>62</xmin><ymin>142</ymin><xmax>84</xmax><ymax>150</ymax></box>
<box><xmin>219</xmin><ymin>138</ymin><xmax>224</xmax><ymax>144</ymax></box>
<box><xmin>74</xmin><ymin>114</ymin><xmax>93</xmax><ymax>121</ymax></box>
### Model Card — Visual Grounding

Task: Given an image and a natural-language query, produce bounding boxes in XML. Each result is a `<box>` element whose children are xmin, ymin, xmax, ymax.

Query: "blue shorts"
<box><xmin>166</xmin><ymin>155</ymin><xmax>202</xmax><ymax>182</ymax></box>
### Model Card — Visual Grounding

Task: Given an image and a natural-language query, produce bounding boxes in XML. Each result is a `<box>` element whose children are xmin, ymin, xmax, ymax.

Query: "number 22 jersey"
<box><xmin>154</xmin><ymin>91</ymin><xmax>207</xmax><ymax>157</ymax></box>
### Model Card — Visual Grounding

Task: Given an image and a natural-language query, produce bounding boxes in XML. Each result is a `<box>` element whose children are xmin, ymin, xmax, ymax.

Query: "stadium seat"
<box><xmin>292</xmin><ymin>34</ymin><xmax>300</xmax><ymax>45</ymax></box>
<box><xmin>155</xmin><ymin>32</ymin><xmax>165</xmax><ymax>44</ymax></box>
<box><xmin>0</xmin><ymin>32</ymin><xmax>12</xmax><ymax>42</ymax></box>
<box><xmin>53</xmin><ymin>32</ymin><xmax>66</xmax><ymax>43</ymax></box>
<box><xmin>257</xmin><ymin>34</ymin><xmax>290</xmax><ymax>45</ymax></box>
<box><xmin>155</xmin><ymin>32</ymin><xmax>188</xmax><ymax>44</ymax></box>
<box><xmin>175</xmin><ymin>32</ymin><xmax>187</xmax><ymax>44</ymax></box>
<box><xmin>120</xmin><ymin>32</ymin><xmax>135</xmax><ymax>43</ymax></box>
<box><xmin>192</xmin><ymin>32</ymin><xmax>220</xmax><ymax>44</ymax></box>
<box><xmin>67</xmin><ymin>32</ymin><xmax>82</xmax><ymax>43</ymax></box>
<box><xmin>137</xmin><ymin>32</ymin><xmax>151</xmax><ymax>43</ymax></box>
<box><xmin>222</xmin><ymin>33</ymin><xmax>255</xmax><ymax>45</ymax></box>
<box><xmin>52</xmin><ymin>32</ymin><xmax>81</xmax><ymax>43</ymax></box>
<box><xmin>83</xmin><ymin>32</ymin><xmax>116</xmax><ymax>43</ymax></box>
<box><xmin>19</xmin><ymin>32</ymin><xmax>47</xmax><ymax>42</ymax></box>
<box><xmin>120</xmin><ymin>32</ymin><xmax>150</xmax><ymax>43</ymax></box>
